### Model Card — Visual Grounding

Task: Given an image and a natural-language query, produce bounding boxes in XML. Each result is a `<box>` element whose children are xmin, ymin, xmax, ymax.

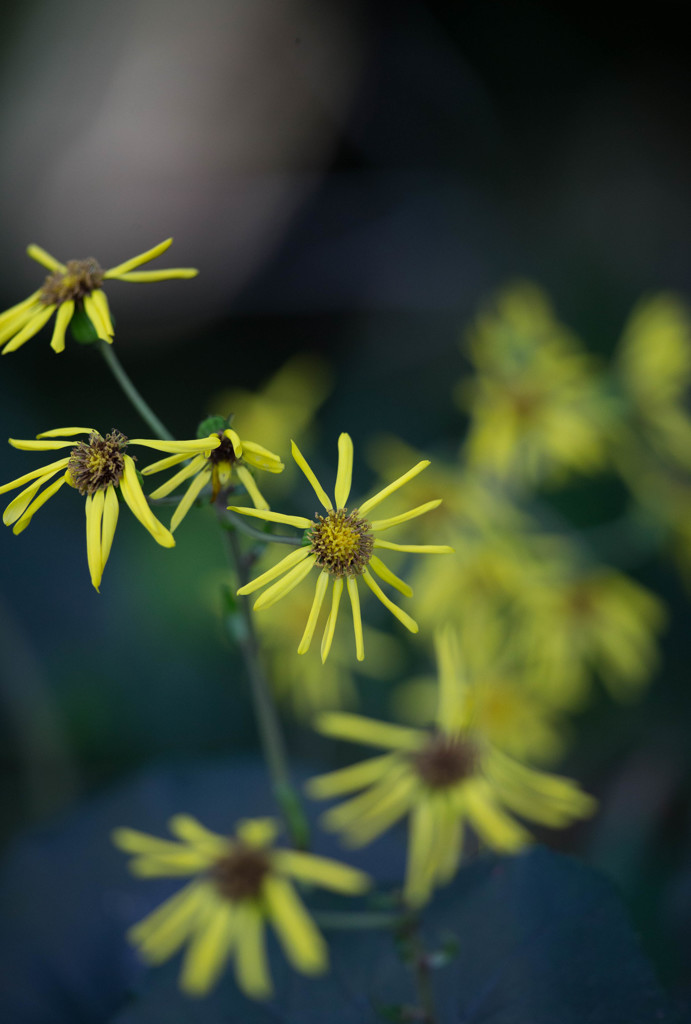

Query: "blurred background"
<box><xmin>0</xmin><ymin>0</ymin><xmax>690</xmax><ymax>1011</ymax></box>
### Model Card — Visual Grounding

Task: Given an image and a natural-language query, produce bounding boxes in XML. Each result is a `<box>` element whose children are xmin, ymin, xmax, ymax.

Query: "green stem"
<box><xmin>97</xmin><ymin>340</ymin><xmax>174</xmax><ymax>441</ymax></box>
<box><xmin>313</xmin><ymin>911</ymin><xmax>400</xmax><ymax>930</ymax></box>
<box><xmin>398</xmin><ymin>914</ymin><xmax>438</xmax><ymax>1024</ymax></box>
<box><xmin>225</xmin><ymin>527</ymin><xmax>310</xmax><ymax>849</ymax></box>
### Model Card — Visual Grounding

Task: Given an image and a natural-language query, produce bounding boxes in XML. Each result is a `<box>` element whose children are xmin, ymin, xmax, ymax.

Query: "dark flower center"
<box><xmin>212</xmin><ymin>844</ymin><xmax>271</xmax><ymax>901</ymax></box>
<box><xmin>207</xmin><ymin>432</ymin><xmax>238</xmax><ymax>467</ymax></box>
<box><xmin>413</xmin><ymin>734</ymin><xmax>477</xmax><ymax>789</ymax></box>
<box><xmin>310</xmin><ymin>508</ymin><xmax>374</xmax><ymax>577</ymax></box>
<box><xmin>40</xmin><ymin>259</ymin><xmax>104</xmax><ymax>306</ymax></box>
<box><xmin>67</xmin><ymin>430</ymin><xmax>127</xmax><ymax>495</ymax></box>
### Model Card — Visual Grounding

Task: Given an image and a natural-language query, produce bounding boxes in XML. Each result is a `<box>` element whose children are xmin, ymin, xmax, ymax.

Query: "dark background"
<box><xmin>0</xmin><ymin>0</ymin><xmax>690</xmax><ymax>1009</ymax></box>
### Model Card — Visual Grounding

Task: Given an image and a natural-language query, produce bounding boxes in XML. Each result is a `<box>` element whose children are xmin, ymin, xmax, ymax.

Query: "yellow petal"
<box><xmin>305</xmin><ymin>753</ymin><xmax>398</xmax><ymax>799</ymax></box>
<box><xmin>320</xmin><ymin>577</ymin><xmax>343</xmax><ymax>662</ymax></box>
<box><xmin>85</xmin><ymin>490</ymin><xmax>106</xmax><ymax>591</ymax></box>
<box><xmin>119</xmin><ymin>454</ymin><xmax>175</xmax><ymax>547</ymax></box>
<box><xmin>370</xmin><ymin>499</ymin><xmax>442</xmax><ymax>532</ymax></box>
<box><xmin>362</xmin><ymin>568</ymin><xmax>418</xmax><ymax>633</ymax></box>
<box><xmin>36</xmin><ymin>427</ymin><xmax>94</xmax><ymax>438</ymax></box>
<box><xmin>128</xmin><ymin>880</ymin><xmax>207</xmax><ymax>964</ymax></box>
<box><xmin>140</xmin><ymin>452</ymin><xmax>192</xmax><ymax>476</ymax></box>
<box><xmin>101</xmin><ymin>484</ymin><xmax>120</xmax><ymax>572</ymax></box>
<box><xmin>146</xmin><ymin>456</ymin><xmax>206</xmax><ymax>498</ymax></box>
<box><xmin>83</xmin><ymin>293</ymin><xmax>112</xmax><ymax>342</ymax></box>
<box><xmin>90</xmin><ymin>288</ymin><xmax>114</xmax><ymax>338</ymax></box>
<box><xmin>12</xmin><ymin>474</ymin><xmax>68</xmax><ymax>534</ymax></box>
<box><xmin>26</xmin><ymin>244</ymin><xmax>65</xmax><ymax>272</ymax></box>
<box><xmin>358</xmin><ymin>461</ymin><xmax>430</xmax><ymax>516</ymax></box>
<box><xmin>228</xmin><ymin>505</ymin><xmax>311</xmax><ymax>529</ymax></box>
<box><xmin>297</xmin><ymin>570</ymin><xmax>330</xmax><ymax>654</ymax></box>
<box><xmin>236</xmin><ymin>817</ymin><xmax>281</xmax><ymax>848</ymax></box>
<box><xmin>129</xmin><ymin>437</ymin><xmax>220</xmax><ymax>454</ymax></box>
<box><xmin>346</xmin><ymin>576</ymin><xmax>364</xmax><ymax>661</ymax></box>
<box><xmin>253</xmin><ymin>553</ymin><xmax>316</xmax><ymax>610</ymax></box>
<box><xmin>291</xmin><ymin>439</ymin><xmax>333</xmax><ymax>510</ymax></box>
<box><xmin>233</xmin><ymin>903</ymin><xmax>272</xmax><ymax>999</ymax></box>
<box><xmin>235</xmin><ymin>463</ymin><xmax>269</xmax><ymax>511</ymax></box>
<box><xmin>272</xmin><ymin>849</ymin><xmax>370</xmax><ymax>895</ymax></box>
<box><xmin>0</xmin><ymin>457</ymin><xmax>70</xmax><ymax>496</ymax></box>
<box><xmin>49</xmin><ymin>300</ymin><xmax>74</xmax><ymax>353</ymax></box>
<box><xmin>179</xmin><ymin>898</ymin><xmax>235</xmax><ymax>997</ymax></box>
<box><xmin>263</xmin><ymin>875</ymin><xmax>328</xmax><ymax>975</ymax></box>
<box><xmin>373</xmin><ymin>539</ymin><xmax>454</xmax><ymax>554</ymax></box>
<box><xmin>368</xmin><ymin>555</ymin><xmax>413</xmax><ymax>597</ymax></box>
<box><xmin>103</xmin><ymin>238</ymin><xmax>173</xmax><ymax>277</ymax></box>
<box><xmin>237</xmin><ymin>546</ymin><xmax>311</xmax><ymax>597</ymax></box>
<box><xmin>170</xmin><ymin>468</ymin><xmax>212</xmax><ymax>532</ymax></box>
<box><xmin>314</xmin><ymin>711</ymin><xmax>425</xmax><ymax>751</ymax></box>
<box><xmin>1</xmin><ymin>306</ymin><xmax>55</xmax><ymax>353</ymax></box>
<box><xmin>334</xmin><ymin>433</ymin><xmax>353</xmax><ymax>509</ymax></box>
<box><xmin>403</xmin><ymin>797</ymin><xmax>439</xmax><ymax>908</ymax></box>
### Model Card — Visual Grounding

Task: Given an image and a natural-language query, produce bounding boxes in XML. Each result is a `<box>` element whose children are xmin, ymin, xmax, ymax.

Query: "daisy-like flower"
<box><xmin>229</xmin><ymin>433</ymin><xmax>453</xmax><ymax>663</ymax></box>
<box><xmin>0</xmin><ymin>427</ymin><xmax>219</xmax><ymax>590</ymax></box>
<box><xmin>112</xmin><ymin>815</ymin><xmax>371</xmax><ymax>999</ymax></box>
<box><xmin>0</xmin><ymin>238</ymin><xmax>197</xmax><ymax>354</ymax></box>
<box><xmin>142</xmin><ymin>419</ymin><xmax>284</xmax><ymax>531</ymax></box>
<box><xmin>306</xmin><ymin>626</ymin><xmax>596</xmax><ymax>908</ymax></box>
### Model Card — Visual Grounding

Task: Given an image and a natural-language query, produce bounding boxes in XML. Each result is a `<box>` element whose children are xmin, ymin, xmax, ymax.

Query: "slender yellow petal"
<box><xmin>318</xmin><ymin>763</ymin><xmax>412</xmax><ymax>833</ymax></box>
<box><xmin>339</xmin><ymin>772</ymin><xmax>418</xmax><ymax>847</ymax></box>
<box><xmin>291</xmin><ymin>440</ymin><xmax>333</xmax><ymax>510</ymax></box>
<box><xmin>253</xmin><ymin>554</ymin><xmax>316</xmax><ymax>610</ymax></box>
<box><xmin>233</xmin><ymin>903</ymin><xmax>271</xmax><ymax>999</ymax></box>
<box><xmin>112</xmin><ymin>828</ymin><xmax>194</xmax><ymax>857</ymax></box>
<box><xmin>263</xmin><ymin>876</ymin><xmax>328</xmax><ymax>975</ymax></box>
<box><xmin>141</xmin><ymin>452</ymin><xmax>192</xmax><ymax>476</ymax></box>
<box><xmin>358</xmin><ymin>461</ymin><xmax>430</xmax><ymax>516</ymax></box>
<box><xmin>36</xmin><ymin>427</ymin><xmax>94</xmax><ymax>438</ymax></box>
<box><xmin>362</xmin><ymin>568</ymin><xmax>418</xmax><ymax>633</ymax></box>
<box><xmin>314</xmin><ymin>711</ymin><xmax>426</xmax><ymax>752</ymax></box>
<box><xmin>0</xmin><ymin>307</ymin><xmax>37</xmax><ymax>346</ymax></box>
<box><xmin>229</xmin><ymin>505</ymin><xmax>311</xmax><ymax>529</ymax></box>
<box><xmin>2</xmin><ymin>466</ymin><xmax>67</xmax><ymax>522</ymax></box>
<box><xmin>334</xmin><ymin>433</ymin><xmax>353</xmax><ymax>509</ymax></box>
<box><xmin>9</xmin><ymin>438</ymin><xmax>78</xmax><ymax>451</ymax></box>
<box><xmin>370</xmin><ymin>499</ymin><xmax>442</xmax><ymax>532</ymax></box>
<box><xmin>434</xmin><ymin>802</ymin><xmax>464</xmax><ymax>885</ymax></box>
<box><xmin>103</xmin><ymin>238</ymin><xmax>173</xmax><ymax>277</ymax></box>
<box><xmin>236</xmin><ymin>817</ymin><xmax>280</xmax><ymax>848</ymax></box>
<box><xmin>346</xmin><ymin>576</ymin><xmax>364</xmax><ymax>661</ymax></box>
<box><xmin>130</xmin><ymin>437</ymin><xmax>220</xmax><ymax>455</ymax></box>
<box><xmin>368</xmin><ymin>555</ymin><xmax>413</xmax><ymax>597</ymax></box>
<box><xmin>0</xmin><ymin>289</ymin><xmax>43</xmax><ymax>326</ymax></box>
<box><xmin>146</xmin><ymin>456</ymin><xmax>206</xmax><ymax>498</ymax></box>
<box><xmin>273</xmin><ymin>850</ymin><xmax>371</xmax><ymax>895</ymax></box>
<box><xmin>86</xmin><ymin>490</ymin><xmax>106</xmax><ymax>591</ymax></box>
<box><xmin>26</xmin><ymin>244</ymin><xmax>65</xmax><ymax>272</ymax></box>
<box><xmin>170</xmin><ymin>468</ymin><xmax>212</xmax><ymax>532</ymax></box>
<box><xmin>109</xmin><ymin>268</ymin><xmax>198</xmax><ymax>282</ymax></box>
<box><xmin>101</xmin><ymin>484</ymin><xmax>119</xmax><ymax>572</ymax></box>
<box><xmin>0</xmin><ymin>458</ymin><xmax>70</xmax><ymax>496</ymax></box>
<box><xmin>235</xmin><ymin>463</ymin><xmax>269</xmax><ymax>511</ymax></box>
<box><xmin>90</xmin><ymin>289</ymin><xmax>114</xmax><ymax>338</ymax></box>
<box><xmin>49</xmin><ymin>300</ymin><xmax>74</xmax><ymax>353</ymax></box>
<box><xmin>225</xmin><ymin>429</ymin><xmax>242</xmax><ymax>459</ymax></box>
<box><xmin>180</xmin><ymin>899</ymin><xmax>235</xmax><ymax>997</ymax></box>
<box><xmin>167</xmin><ymin>815</ymin><xmax>230</xmax><ymax>857</ymax></box>
<box><xmin>129</xmin><ymin>849</ymin><xmax>217</xmax><ymax>876</ymax></box>
<box><xmin>373</xmin><ymin>539</ymin><xmax>454</xmax><ymax>554</ymax></box>
<box><xmin>238</xmin><ymin>546</ymin><xmax>311</xmax><ymax>597</ymax></box>
<box><xmin>12</xmin><ymin>475</ymin><xmax>68</xmax><ymax>534</ymax></box>
<box><xmin>129</xmin><ymin>881</ymin><xmax>207</xmax><ymax>964</ymax></box>
<box><xmin>403</xmin><ymin>798</ymin><xmax>439</xmax><ymax>907</ymax></box>
<box><xmin>2</xmin><ymin>306</ymin><xmax>55</xmax><ymax>353</ymax></box>
<box><xmin>298</xmin><ymin>570</ymin><xmax>330</xmax><ymax>654</ymax></box>
<box><xmin>463</xmin><ymin>780</ymin><xmax>532</xmax><ymax>851</ymax></box>
<box><xmin>305</xmin><ymin>753</ymin><xmax>398</xmax><ymax>799</ymax></box>
<box><xmin>320</xmin><ymin>577</ymin><xmax>343</xmax><ymax>662</ymax></box>
<box><xmin>434</xmin><ymin>625</ymin><xmax>468</xmax><ymax>732</ymax></box>
<box><xmin>119</xmin><ymin>455</ymin><xmax>175</xmax><ymax>547</ymax></box>
<box><xmin>83</xmin><ymin>293</ymin><xmax>111</xmax><ymax>342</ymax></box>
<box><xmin>241</xmin><ymin>440</ymin><xmax>284</xmax><ymax>473</ymax></box>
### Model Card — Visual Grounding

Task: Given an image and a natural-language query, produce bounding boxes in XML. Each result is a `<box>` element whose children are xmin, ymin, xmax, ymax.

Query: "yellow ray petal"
<box><xmin>26</xmin><ymin>244</ymin><xmax>66</xmax><ymax>272</ymax></box>
<box><xmin>146</xmin><ymin>456</ymin><xmax>206</xmax><ymax>497</ymax></box>
<box><xmin>403</xmin><ymin>797</ymin><xmax>439</xmax><ymax>907</ymax></box>
<box><xmin>119</xmin><ymin>455</ymin><xmax>175</xmax><ymax>547</ymax></box>
<box><xmin>233</xmin><ymin>903</ymin><xmax>272</xmax><ymax>999</ymax></box>
<box><xmin>129</xmin><ymin>881</ymin><xmax>207</xmax><ymax>964</ymax></box>
<box><xmin>253</xmin><ymin>554</ymin><xmax>316</xmax><ymax>610</ymax></box>
<box><xmin>103</xmin><ymin>238</ymin><xmax>173</xmax><ymax>277</ymax></box>
<box><xmin>305</xmin><ymin>753</ymin><xmax>398</xmax><ymax>799</ymax></box>
<box><xmin>334</xmin><ymin>433</ymin><xmax>354</xmax><ymax>509</ymax></box>
<box><xmin>2</xmin><ymin>305</ymin><xmax>55</xmax><ymax>353</ymax></box>
<box><xmin>225</xmin><ymin>428</ymin><xmax>242</xmax><ymax>458</ymax></box>
<box><xmin>314</xmin><ymin>711</ymin><xmax>425</xmax><ymax>751</ymax></box>
<box><xmin>0</xmin><ymin>289</ymin><xmax>43</xmax><ymax>326</ymax></box>
<box><xmin>358</xmin><ymin>461</ymin><xmax>430</xmax><ymax>516</ymax></box>
<box><xmin>291</xmin><ymin>439</ymin><xmax>333</xmax><ymax>510</ymax></box>
<box><xmin>346</xmin><ymin>576</ymin><xmax>364</xmax><ymax>661</ymax></box>
<box><xmin>180</xmin><ymin>898</ymin><xmax>235</xmax><ymax>997</ymax></box>
<box><xmin>238</xmin><ymin>546</ymin><xmax>311</xmax><ymax>597</ymax></box>
<box><xmin>170</xmin><ymin>468</ymin><xmax>212</xmax><ymax>532</ymax></box>
<box><xmin>36</xmin><ymin>427</ymin><xmax>94</xmax><ymax>438</ymax></box>
<box><xmin>273</xmin><ymin>849</ymin><xmax>371</xmax><ymax>895</ymax></box>
<box><xmin>263</xmin><ymin>875</ymin><xmax>327</xmax><ymax>975</ymax></box>
<box><xmin>236</xmin><ymin>817</ymin><xmax>280</xmax><ymax>848</ymax></box>
<box><xmin>235</xmin><ymin>463</ymin><xmax>269</xmax><ymax>511</ymax></box>
<box><xmin>85</xmin><ymin>490</ymin><xmax>106</xmax><ymax>591</ymax></box>
<box><xmin>370</xmin><ymin>499</ymin><xmax>442</xmax><ymax>532</ymax></box>
<box><xmin>83</xmin><ymin>293</ymin><xmax>112</xmax><ymax>342</ymax></box>
<box><xmin>12</xmin><ymin>474</ymin><xmax>68</xmax><ymax>534</ymax></box>
<box><xmin>362</xmin><ymin>568</ymin><xmax>418</xmax><ymax>633</ymax></box>
<box><xmin>140</xmin><ymin>452</ymin><xmax>193</xmax><ymax>476</ymax></box>
<box><xmin>0</xmin><ymin>307</ymin><xmax>38</xmax><ymax>347</ymax></box>
<box><xmin>228</xmin><ymin>505</ymin><xmax>311</xmax><ymax>529</ymax></box>
<box><xmin>49</xmin><ymin>300</ymin><xmax>74</xmax><ymax>354</ymax></box>
<box><xmin>320</xmin><ymin>577</ymin><xmax>343</xmax><ymax>662</ymax></box>
<box><xmin>129</xmin><ymin>437</ymin><xmax>220</xmax><ymax>455</ymax></box>
<box><xmin>434</xmin><ymin>625</ymin><xmax>468</xmax><ymax>732</ymax></box>
<box><xmin>0</xmin><ymin>458</ymin><xmax>70</xmax><ymax>496</ymax></box>
<box><xmin>298</xmin><ymin>570</ymin><xmax>330</xmax><ymax>654</ymax></box>
<box><xmin>368</xmin><ymin>555</ymin><xmax>412</xmax><ymax>597</ymax></box>
<box><xmin>373</xmin><ymin>539</ymin><xmax>454</xmax><ymax>554</ymax></box>
<box><xmin>90</xmin><ymin>289</ymin><xmax>114</xmax><ymax>338</ymax></box>
<box><xmin>167</xmin><ymin>815</ymin><xmax>230</xmax><ymax>857</ymax></box>
<box><xmin>101</xmin><ymin>484</ymin><xmax>120</xmax><ymax>572</ymax></box>
<box><xmin>463</xmin><ymin>779</ymin><xmax>532</xmax><ymax>851</ymax></box>
<box><xmin>240</xmin><ymin>440</ymin><xmax>284</xmax><ymax>473</ymax></box>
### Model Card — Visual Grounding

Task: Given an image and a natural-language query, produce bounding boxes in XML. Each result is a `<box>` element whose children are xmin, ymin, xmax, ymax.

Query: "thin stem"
<box><xmin>313</xmin><ymin>911</ymin><xmax>401</xmax><ymax>930</ymax></box>
<box><xmin>225</xmin><ymin>527</ymin><xmax>310</xmax><ymax>849</ymax></box>
<box><xmin>97</xmin><ymin>340</ymin><xmax>174</xmax><ymax>441</ymax></box>
<box><xmin>397</xmin><ymin>913</ymin><xmax>438</xmax><ymax>1024</ymax></box>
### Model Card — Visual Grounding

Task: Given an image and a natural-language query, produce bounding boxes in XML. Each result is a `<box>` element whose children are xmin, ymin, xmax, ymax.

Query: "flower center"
<box><xmin>40</xmin><ymin>258</ymin><xmax>104</xmax><ymax>307</ymax></box>
<box><xmin>212</xmin><ymin>844</ymin><xmax>271</xmax><ymax>901</ymax></box>
<box><xmin>310</xmin><ymin>508</ymin><xmax>374</xmax><ymax>577</ymax></box>
<box><xmin>413</xmin><ymin>734</ymin><xmax>477</xmax><ymax>789</ymax></box>
<box><xmin>67</xmin><ymin>430</ymin><xmax>127</xmax><ymax>495</ymax></box>
<box><xmin>207</xmin><ymin>431</ymin><xmax>238</xmax><ymax>467</ymax></box>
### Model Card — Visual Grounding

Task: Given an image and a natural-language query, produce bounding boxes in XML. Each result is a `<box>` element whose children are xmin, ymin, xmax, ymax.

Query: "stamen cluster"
<box><xmin>207</xmin><ymin>431</ymin><xmax>238</xmax><ymax>468</ymax></box>
<box><xmin>67</xmin><ymin>430</ymin><xmax>128</xmax><ymax>495</ymax></box>
<box><xmin>310</xmin><ymin>507</ymin><xmax>374</xmax><ymax>577</ymax></box>
<box><xmin>413</xmin><ymin>733</ymin><xmax>477</xmax><ymax>788</ymax></box>
<box><xmin>40</xmin><ymin>259</ymin><xmax>104</xmax><ymax>306</ymax></box>
<box><xmin>212</xmin><ymin>844</ymin><xmax>271</xmax><ymax>901</ymax></box>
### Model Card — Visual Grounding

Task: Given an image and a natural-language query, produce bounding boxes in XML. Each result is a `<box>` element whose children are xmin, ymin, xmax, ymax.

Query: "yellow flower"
<box><xmin>142</xmin><ymin>424</ymin><xmax>284</xmax><ymax>531</ymax></box>
<box><xmin>307</xmin><ymin>626</ymin><xmax>595</xmax><ymax>908</ymax></box>
<box><xmin>229</xmin><ymin>433</ymin><xmax>453</xmax><ymax>663</ymax></box>
<box><xmin>0</xmin><ymin>238</ymin><xmax>197</xmax><ymax>354</ymax></box>
<box><xmin>0</xmin><ymin>427</ymin><xmax>219</xmax><ymax>590</ymax></box>
<box><xmin>458</xmin><ymin>282</ymin><xmax>612</xmax><ymax>485</ymax></box>
<box><xmin>112</xmin><ymin>815</ymin><xmax>370</xmax><ymax>999</ymax></box>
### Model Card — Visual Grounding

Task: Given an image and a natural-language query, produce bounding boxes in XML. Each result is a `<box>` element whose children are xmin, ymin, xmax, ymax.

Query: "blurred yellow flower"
<box><xmin>230</xmin><ymin>433</ymin><xmax>452</xmax><ymax>663</ymax></box>
<box><xmin>0</xmin><ymin>238</ymin><xmax>197</xmax><ymax>354</ymax></box>
<box><xmin>143</xmin><ymin>423</ymin><xmax>283</xmax><ymax>531</ymax></box>
<box><xmin>307</xmin><ymin>626</ymin><xmax>595</xmax><ymax>908</ymax></box>
<box><xmin>520</xmin><ymin>564</ymin><xmax>666</xmax><ymax>706</ymax></box>
<box><xmin>0</xmin><ymin>427</ymin><xmax>218</xmax><ymax>590</ymax></box>
<box><xmin>113</xmin><ymin>815</ymin><xmax>370</xmax><ymax>999</ymax></box>
<box><xmin>458</xmin><ymin>282</ymin><xmax>612</xmax><ymax>485</ymax></box>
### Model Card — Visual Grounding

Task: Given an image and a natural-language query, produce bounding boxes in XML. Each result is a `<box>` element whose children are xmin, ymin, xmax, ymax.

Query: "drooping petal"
<box><xmin>146</xmin><ymin>456</ymin><xmax>207</xmax><ymax>498</ymax></box>
<box><xmin>1</xmin><ymin>465</ymin><xmax>67</xmax><ymax>521</ymax></box>
<box><xmin>358</xmin><ymin>460</ymin><xmax>430</xmax><ymax>516</ymax></box>
<box><xmin>314</xmin><ymin>711</ymin><xmax>426</xmax><ymax>752</ymax></box>
<box><xmin>334</xmin><ymin>433</ymin><xmax>353</xmax><ymax>509</ymax></box>
<box><xmin>370</xmin><ymin>499</ymin><xmax>442</xmax><ymax>532</ymax></box>
<box><xmin>101</xmin><ymin>484</ymin><xmax>120</xmax><ymax>572</ymax></box>
<box><xmin>297</xmin><ymin>570</ymin><xmax>330</xmax><ymax>654</ymax></box>
<box><xmin>26</xmin><ymin>244</ymin><xmax>66</xmax><ymax>272</ymax></box>
<box><xmin>12</xmin><ymin>474</ymin><xmax>68</xmax><ymax>534</ymax></box>
<box><xmin>0</xmin><ymin>289</ymin><xmax>43</xmax><ymax>326</ymax></box>
<box><xmin>272</xmin><ymin>849</ymin><xmax>370</xmax><ymax>895</ymax></box>
<box><xmin>140</xmin><ymin>451</ymin><xmax>193</xmax><ymax>476</ymax></box>
<box><xmin>179</xmin><ymin>897</ymin><xmax>235</xmax><ymax>996</ymax></box>
<box><xmin>463</xmin><ymin>779</ymin><xmax>532</xmax><ymax>851</ymax></box>
<box><xmin>0</xmin><ymin>306</ymin><xmax>38</xmax><ymax>347</ymax></box>
<box><xmin>228</xmin><ymin>505</ymin><xmax>311</xmax><ymax>529</ymax></box>
<box><xmin>235</xmin><ymin>463</ymin><xmax>269</xmax><ymax>511</ymax></box>
<box><xmin>49</xmin><ymin>300</ymin><xmax>74</xmax><ymax>353</ymax></box>
<box><xmin>241</xmin><ymin>440</ymin><xmax>284</xmax><ymax>473</ymax></box>
<box><xmin>362</xmin><ymin>568</ymin><xmax>418</xmax><ymax>633</ymax></box>
<box><xmin>83</xmin><ymin>293</ymin><xmax>112</xmax><ymax>342</ymax></box>
<box><xmin>225</xmin><ymin>428</ymin><xmax>243</xmax><ymax>459</ymax></box>
<box><xmin>90</xmin><ymin>288</ymin><xmax>114</xmax><ymax>338</ymax></box>
<box><xmin>320</xmin><ymin>577</ymin><xmax>343</xmax><ymax>662</ymax></box>
<box><xmin>291</xmin><ymin>440</ymin><xmax>332</xmax><ymax>511</ymax></box>
<box><xmin>263</xmin><ymin>875</ymin><xmax>328</xmax><ymax>975</ymax></box>
<box><xmin>305</xmin><ymin>753</ymin><xmax>398</xmax><ymax>799</ymax></box>
<box><xmin>128</xmin><ymin>880</ymin><xmax>207</xmax><ymax>964</ymax></box>
<box><xmin>170</xmin><ymin>468</ymin><xmax>213</xmax><ymax>532</ymax></box>
<box><xmin>237</xmin><ymin>546</ymin><xmax>311</xmax><ymax>597</ymax></box>
<box><xmin>103</xmin><ymin>238</ymin><xmax>173</xmax><ymax>277</ymax></box>
<box><xmin>119</xmin><ymin>454</ymin><xmax>175</xmax><ymax>547</ymax></box>
<box><xmin>85</xmin><ymin>490</ymin><xmax>106</xmax><ymax>591</ymax></box>
<box><xmin>0</xmin><ymin>457</ymin><xmax>70</xmax><ymax>496</ymax></box>
<box><xmin>346</xmin><ymin>576</ymin><xmax>364</xmax><ymax>661</ymax></box>
<box><xmin>129</xmin><ymin>437</ymin><xmax>220</xmax><ymax>455</ymax></box>
<box><xmin>128</xmin><ymin>848</ymin><xmax>216</xmax><ymax>876</ymax></box>
<box><xmin>233</xmin><ymin>903</ymin><xmax>271</xmax><ymax>999</ymax></box>
<box><xmin>403</xmin><ymin>797</ymin><xmax>439</xmax><ymax>907</ymax></box>
<box><xmin>368</xmin><ymin>555</ymin><xmax>413</xmax><ymax>597</ymax></box>
<box><xmin>2</xmin><ymin>306</ymin><xmax>56</xmax><ymax>353</ymax></box>
<box><xmin>253</xmin><ymin>553</ymin><xmax>316</xmax><ymax>610</ymax></box>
